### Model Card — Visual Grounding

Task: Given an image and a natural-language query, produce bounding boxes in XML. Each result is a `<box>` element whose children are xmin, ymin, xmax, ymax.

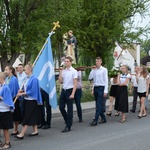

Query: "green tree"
<box><xmin>76</xmin><ymin>0</ymin><xmax>150</xmax><ymax>67</ymax></box>
<box><xmin>0</xmin><ymin>0</ymin><xmax>50</xmax><ymax>70</ymax></box>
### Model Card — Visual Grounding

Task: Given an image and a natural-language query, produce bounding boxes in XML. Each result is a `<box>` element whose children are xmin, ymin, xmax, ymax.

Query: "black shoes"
<box><xmin>79</xmin><ymin>119</ymin><xmax>83</xmax><ymax>122</ymax></box>
<box><xmin>28</xmin><ymin>132</ymin><xmax>39</xmax><ymax>137</ymax></box>
<box><xmin>106</xmin><ymin>111</ymin><xmax>112</xmax><ymax>116</ymax></box>
<box><xmin>90</xmin><ymin>120</ymin><xmax>97</xmax><ymax>126</ymax></box>
<box><xmin>14</xmin><ymin>135</ymin><xmax>24</xmax><ymax>140</ymax></box>
<box><xmin>62</xmin><ymin>127</ymin><xmax>71</xmax><ymax>133</ymax></box>
<box><xmin>130</xmin><ymin>110</ymin><xmax>135</xmax><ymax>113</ymax></box>
<box><xmin>99</xmin><ymin>119</ymin><xmax>107</xmax><ymax>124</ymax></box>
<box><xmin>11</xmin><ymin>131</ymin><xmax>19</xmax><ymax>135</ymax></box>
<box><xmin>37</xmin><ymin>124</ymin><xmax>43</xmax><ymax>129</ymax></box>
<box><xmin>42</xmin><ymin>125</ymin><xmax>51</xmax><ymax>129</ymax></box>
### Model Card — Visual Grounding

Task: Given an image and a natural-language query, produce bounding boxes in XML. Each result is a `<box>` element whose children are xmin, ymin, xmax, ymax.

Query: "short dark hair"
<box><xmin>65</xmin><ymin>56</ymin><xmax>73</xmax><ymax>62</ymax></box>
<box><xmin>96</xmin><ymin>57</ymin><xmax>102</xmax><ymax>60</ymax></box>
<box><xmin>18</xmin><ymin>64</ymin><xmax>23</xmax><ymax>67</ymax></box>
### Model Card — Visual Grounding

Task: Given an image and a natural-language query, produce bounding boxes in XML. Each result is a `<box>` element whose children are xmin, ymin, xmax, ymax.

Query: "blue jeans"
<box><xmin>59</xmin><ymin>89</ymin><xmax>73</xmax><ymax>128</ymax></box>
<box><xmin>74</xmin><ymin>89</ymin><xmax>82</xmax><ymax>120</ymax></box>
<box><xmin>94</xmin><ymin>86</ymin><xmax>106</xmax><ymax>122</ymax></box>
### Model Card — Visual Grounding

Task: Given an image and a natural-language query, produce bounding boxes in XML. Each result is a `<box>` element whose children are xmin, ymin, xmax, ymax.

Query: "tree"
<box><xmin>0</xmin><ymin>0</ymin><xmax>50</xmax><ymax>70</ymax></box>
<box><xmin>76</xmin><ymin>0</ymin><xmax>150</xmax><ymax>66</ymax></box>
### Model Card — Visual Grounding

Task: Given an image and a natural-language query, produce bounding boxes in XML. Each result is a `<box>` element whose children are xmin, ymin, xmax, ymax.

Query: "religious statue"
<box><xmin>62</xmin><ymin>30</ymin><xmax>77</xmax><ymax>64</ymax></box>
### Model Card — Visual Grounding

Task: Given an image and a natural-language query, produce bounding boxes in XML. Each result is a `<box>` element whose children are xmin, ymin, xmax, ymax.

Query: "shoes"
<box><xmin>99</xmin><ymin>119</ymin><xmax>107</xmax><ymax>124</ymax></box>
<box><xmin>138</xmin><ymin>115</ymin><xmax>142</xmax><ymax>119</ymax></box>
<box><xmin>62</xmin><ymin>127</ymin><xmax>71</xmax><ymax>133</ymax></box>
<box><xmin>120</xmin><ymin>118</ymin><xmax>126</xmax><ymax>123</ymax></box>
<box><xmin>79</xmin><ymin>119</ymin><xmax>83</xmax><ymax>122</ymax></box>
<box><xmin>0</xmin><ymin>140</ymin><xmax>2</xmax><ymax>147</ymax></box>
<box><xmin>142</xmin><ymin>114</ymin><xmax>147</xmax><ymax>117</ymax></box>
<box><xmin>11</xmin><ymin>131</ymin><xmax>19</xmax><ymax>135</ymax></box>
<box><xmin>130</xmin><ymin>110</ymin><xmax>135</xmax><ymax>113</ymax></box>
<box><xmin>115</xmin><ymin>112</ymin><xmax>120</xmax><ymax>116</ymax></box>
<box><xmin>106</xmin><ymin>111</ymin><xmax>112</xmax><ymax>116</ymax></box>
<box><xmin>37</xmin><ymin>125</ymin><xmax>44</xmax><ymax>129</ymax></box>
<box><xmin>90</xmin><ymin>120</ymin><xmax>97</xmax><ymax>126</ymax></box>
<box><xmin>42</xmin><ymin>125</ymin><xmax>51</xmax><ymax>130</ymax></box>
<box><xmin>14</xmin><ymin>135</ymin><xmax>24</xmax><ymax>140</ymax></box>
<box><xmin>28</xmin><ymin>132</ymin><xmax>38</xmax><ymax>137</ymax></box>
<box><xmin>0</xmin><ymin>142</ymin><xmax>11</xmax><ymax>149</ymax></box>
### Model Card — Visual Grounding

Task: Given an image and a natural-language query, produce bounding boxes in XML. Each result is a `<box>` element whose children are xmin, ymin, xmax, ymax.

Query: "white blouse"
<box><xmin>119</xmin><ymin>74</ymin><xmax>131</xmax><ymax>86</ymax></box>
<box><xmin>137</xmin><ymin>75</ymin><xmax>149</xmax><ymax>93</ymax></box>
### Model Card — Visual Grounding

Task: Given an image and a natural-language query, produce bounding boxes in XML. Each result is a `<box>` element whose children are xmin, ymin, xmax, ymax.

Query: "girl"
<box><xmin>115</xmin><ymin>65</ymin><xmax>130</xmax><ymax>123</ymax></box>
<box><xmin>136</xmin><ymin>66</ymin><xmax>149</xmax><ymax>118</ymax></box>
<box><xmin>0</xmin><ymin>72</ymin><xmax>14</xmax><ymax>149</ymax></box>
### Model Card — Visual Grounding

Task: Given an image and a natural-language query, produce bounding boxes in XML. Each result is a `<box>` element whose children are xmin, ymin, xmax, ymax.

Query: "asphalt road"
<box><xmin>1</xmin><ymin>104</ymin><xmax>150</xmax><ymax>150</ymax></box>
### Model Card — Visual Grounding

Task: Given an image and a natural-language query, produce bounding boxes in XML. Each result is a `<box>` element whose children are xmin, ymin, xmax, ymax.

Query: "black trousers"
<box><xmin>59</xmin><ymin>89</ymin><xmax>73</xmax><ymax>128</ymax></box>
<box><xmin>131</xmin><ymin>87</ymin><xmax>138</xmax><ymax>111</ymax></box>
<box><xmin>40</xmin><ymin>89</ymin><xmax>52</xmax><ymax>126</ymax></box>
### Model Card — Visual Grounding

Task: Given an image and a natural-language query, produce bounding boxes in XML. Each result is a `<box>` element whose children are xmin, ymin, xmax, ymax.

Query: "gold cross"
<box><xmin>52</xmin><ymin>21</ymin><xmax>60</xmax><ymax>31</ymax></box>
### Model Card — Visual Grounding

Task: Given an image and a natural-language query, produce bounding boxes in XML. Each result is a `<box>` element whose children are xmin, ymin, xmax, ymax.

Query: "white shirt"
<box><xmin>77</xmin><ymin>71</ymin><xmax>82</xmax><ymax>89</ymax></box>
<box><xmin>0</xmin><ymin>84</ymin><xmax>10</xmax><ymax>112</ymax></box>
<box><xmin>110</xmin><ymin>78</ymin><xmax>118</xmax><ymax>85</ymax></box>
<box><xmin>131</xmin><ymin>75</ymin><xmax>138</xmax><ymax>87</ymax></box>
<box><xmin>88</xmin><ymin>66</ymin><xmax>108</xmax><ymax>93</ymax></box>
<box><xmin>137</xmin><ymin>75</ymin><xmax>149</xmax><ymax>93</ymax></box>
<box><xmin>62</xmin><ymin>66</ymin><xmax>78</xmax><ymax>89</ymax></box>
<box><xmin>119</xmin><ymin>74</ymin><xmax>130</xmax><ymax>85</ymax></box>
<box><xmin>17</xmin><ymin>72</ymin><xmax>27</xmax><ymax>88</ymax></box>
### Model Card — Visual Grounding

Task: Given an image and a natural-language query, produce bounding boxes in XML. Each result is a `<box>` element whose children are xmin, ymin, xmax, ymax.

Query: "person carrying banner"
<box><xmin>58</xmin><ymin>56</ymin><xmax>78</xmax><ymax>132</ymax></box>
<box><xmin>15</xmin><ymin>63</ymin><xmax>42</xmax><ymax>139</ymax></box>
<box><xmin>38</xmin><ymin>88</ymin><xmax>52</xmax><ymax>129</ymax></box>
<box><xmin>4</xmin><ymin>66</ymin><xmax>21</xmax><ymax>136</ymax></box>
<box><xmin>0</xmin><ymin>72</ymin><xmax>14</xmax><ymax>149</ymax></box>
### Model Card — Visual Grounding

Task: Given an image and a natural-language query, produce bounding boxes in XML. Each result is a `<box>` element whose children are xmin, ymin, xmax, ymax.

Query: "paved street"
<box><xmin>2</xmin><ymin>101</ymin><xmax>150</xmax><ymax>150</ymax></box>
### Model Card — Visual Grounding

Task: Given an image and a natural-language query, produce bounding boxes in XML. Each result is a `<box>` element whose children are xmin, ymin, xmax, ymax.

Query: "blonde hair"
<box><xmin>141</xmin><ymin>66</ymin><xmax>148</xmax><ymax>78</ymax></box>
<box><xmin>0</xmin><ymin>72</ymin><xmax>6</xmax><ymax>80</ymax></box>
<box><xmin>25</xmin><ymin>62</ymin><xmax>33</xmax><ymax>71</ymax></box>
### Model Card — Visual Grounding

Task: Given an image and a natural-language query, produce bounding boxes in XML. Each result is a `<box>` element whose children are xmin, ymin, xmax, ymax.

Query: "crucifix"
<box><xmin>52</xmin><ymin>21</ymin><xmax>60</xmax><ymax>31</ymax></box>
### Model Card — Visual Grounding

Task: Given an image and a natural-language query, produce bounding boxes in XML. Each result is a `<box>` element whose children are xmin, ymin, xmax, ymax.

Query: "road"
<box><xmin>2</xmin><ymin>104</ymin><xmax>150</xmax><ymax>150</ymax></box>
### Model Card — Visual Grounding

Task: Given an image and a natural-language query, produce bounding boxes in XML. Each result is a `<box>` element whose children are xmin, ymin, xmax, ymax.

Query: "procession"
<box><xmin>0</xmin><ymin>27</ymin><xmax>150</xmax><ymax>149</ymax></box>
<box><xmin>1</xmin><ymin>0</ymin><xmax>150</xmax><ymax>150</ymax></box>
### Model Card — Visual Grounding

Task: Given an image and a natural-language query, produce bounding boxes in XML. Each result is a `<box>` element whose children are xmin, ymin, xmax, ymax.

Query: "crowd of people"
<box><xmin>0</xmin><ymin>56</ymin><xmax>150</xmax><ymax>149</ymax></box>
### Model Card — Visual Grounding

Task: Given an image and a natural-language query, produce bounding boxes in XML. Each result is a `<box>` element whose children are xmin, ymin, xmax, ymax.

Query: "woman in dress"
<box><xmin>136</xmin><ymin>66</ymin><xmax>149</xmax><ymax>118</ymax></box>
<box><xmin>114</xmin><ymin>65</ymin><xmax>130</xmax><ymax>123</ymax></box>
<box><xmin>0</xmin><ymin>72</ymin><xmax>14</xmax><ymax>149</ymax></box>
<box><xmin>15</xmin><ymin>63</ymin><xmax>42</xmax><ymax>139</ymax></box>
<box><xmin>4</xmin><ymin>66</ymin><xmax>21</xmax><ymax>135</ymax></box>
<box><xmin>106</xmin><ymin>76</ymin><xmax>118</xmax><ymax>116</ymax></box>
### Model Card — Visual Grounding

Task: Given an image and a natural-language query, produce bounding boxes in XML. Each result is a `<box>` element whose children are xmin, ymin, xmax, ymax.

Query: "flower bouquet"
<box><xmin>108</xmin><ymin>67</ymin><xmax>121</xmax><ymax>78</ymax></box>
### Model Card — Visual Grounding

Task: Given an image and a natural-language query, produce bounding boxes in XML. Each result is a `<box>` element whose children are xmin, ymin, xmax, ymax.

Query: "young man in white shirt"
<box><xmin>58</xmin><ymin>56</ymin><xmax>77</xmax><ymax>132</ymax></box>
<box><xmin>89</xmin><ymin>57</ymin><xmax>108</xmax><ymax>126</ymax></box>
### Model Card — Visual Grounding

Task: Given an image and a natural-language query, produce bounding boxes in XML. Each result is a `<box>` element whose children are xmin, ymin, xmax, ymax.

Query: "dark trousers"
<box><xmin>74</xmin><ymin>89</ymin><xmax>82</xmax><ymax>120</ymax></box>
<box><xmin>102</xmin><ymin>97</ymin><xmax>107</xmax><ymax>112</ymax></box>
<box><xmin>59</xmin><ymin>89</ymin><xmax>73</xmax><ymax>128</ymax></box>
<box><xmin>19</xmin><ymin>96</ymin><xmax>24</xmax><ymax>119</ymax></box>
<box><xmin>94</xmin><ymin>86</ymin><xmax>106</xmax><ymax>122</ymax></box>
<box><xmin>40</xmin><ymin>89</ymin><xmax>52</xmax><ymax>126</ymax></box>
<box><xmin>131</xmin><ymin>87</ymin><xmax>138</xmax><ymax>111</ymax></box>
